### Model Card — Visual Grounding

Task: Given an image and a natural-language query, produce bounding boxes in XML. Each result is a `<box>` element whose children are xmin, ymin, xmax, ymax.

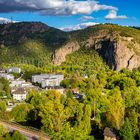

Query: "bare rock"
<box><xmin>53</xmin><ymin>41</ymin><xmax>80</xmax><ymax>65</ymax></box>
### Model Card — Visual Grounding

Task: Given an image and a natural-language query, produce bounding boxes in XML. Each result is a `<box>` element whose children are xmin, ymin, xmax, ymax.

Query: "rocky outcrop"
<box><xmin>96</xmin><ymin>36</ymin><xmax>140</xmax><ymax>71</ymax></box>
<box><xmin>53</xmin><ymin>35</ymin><xmax>140</xmax><ymax>71</ymax></box>
<box><xmin>53</xmin><ymin>41</ymin><xmax>80</xmax><ymax>65</ymax></box>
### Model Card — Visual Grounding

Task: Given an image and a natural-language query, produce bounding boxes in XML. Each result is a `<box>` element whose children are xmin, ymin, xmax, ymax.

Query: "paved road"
<box><xmin>0</xmin><ymin>121</ymin><xmax>50</xmax><ymax>140</ymax></box>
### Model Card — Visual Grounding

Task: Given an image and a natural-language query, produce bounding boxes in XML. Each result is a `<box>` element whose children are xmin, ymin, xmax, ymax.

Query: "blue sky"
<box><xmin>0</xmin><ymin>0</ymin><xmax>139</xmax><ymax>31</ymax></box>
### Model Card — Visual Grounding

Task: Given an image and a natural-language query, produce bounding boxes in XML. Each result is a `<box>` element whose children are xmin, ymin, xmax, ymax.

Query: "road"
<box><xmin>0</xmin><ymin>120</ymin><xmax>50</xmax><ymax>140</ymax></box>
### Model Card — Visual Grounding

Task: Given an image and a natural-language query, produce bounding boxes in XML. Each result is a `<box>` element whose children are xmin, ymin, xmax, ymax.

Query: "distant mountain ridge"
<box><xmin>1</xmin><ymin>22</ymin><xmax>140</xmax><ymax>71</ymax></box>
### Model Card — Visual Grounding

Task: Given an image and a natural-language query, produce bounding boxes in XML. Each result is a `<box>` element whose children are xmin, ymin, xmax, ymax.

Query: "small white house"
<box><xmin>12</xmin><ymin>88</ymin><xmax>27</xmax><ymax>101</ymax></box>
<box><xmin>10</xmin><ymin>79</ymin><xmax>26</xmax><ymax>87</ymax></box>
<box><xmin>6</xmin><ymin>102</ymin><xmax>14</xmax><ymax>112</ymax></box>
<box><xmin>0</xmin><ymin>73</ymin><xmax>14</xmax><ymax>81</ymax></box>
<box><xmin>7</xmin><ymin>67</ymin><xmax>21</xmax><ymax>74</ymax></box>
<box><xmin>20</xmin><ymin>82</ymin><xmax>33</xmax><ymax>88</ymax></box>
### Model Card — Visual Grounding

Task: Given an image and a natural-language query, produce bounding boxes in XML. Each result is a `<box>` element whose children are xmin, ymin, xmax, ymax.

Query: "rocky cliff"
<box><xmin>53</xmin><ymin>27</ymin><xmax>140</xmax><ymax>71</ymax></box>
<box><xmin>53</xmin><ymin>41</ymin><xmax>80</xmax><ymax>65</ymax></box>
<box><xmin>95</xmin><ymin>36</ymin><xmax>140</xmax><ymax>71</ymax></box>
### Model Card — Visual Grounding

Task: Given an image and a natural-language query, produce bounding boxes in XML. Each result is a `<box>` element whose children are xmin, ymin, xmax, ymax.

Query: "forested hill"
<box><xmin>0</xmin><ymin>22</ymin><xmax>70</xmax><ymax>66</ymax></box>
<box><xmin>1</xmin><ymin>22</ymin><xmax>140</xmax><ymax>71</ymax></box>
<box><xmin>0</xmin><ymin>22</ymin><xmax>69</xmax><ymax>47</ymax></box>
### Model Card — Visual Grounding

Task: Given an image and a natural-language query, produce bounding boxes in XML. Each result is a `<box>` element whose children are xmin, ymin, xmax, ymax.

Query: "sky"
<box><xmin>0</xmin><ymin>0</ymin><xmax>140</xmax><ymax>31</ymax></box>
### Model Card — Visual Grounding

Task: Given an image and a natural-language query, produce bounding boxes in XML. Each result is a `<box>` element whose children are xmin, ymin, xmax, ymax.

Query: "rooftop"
<box><xmin>103</xmin><ymin>127</ymin><xmax>116</xmax><ymax>138</ymax></box>
<box><xmin>12</xmin><ymin>88</ymin><xmax>27</xmax><ymax>95</ymax></box>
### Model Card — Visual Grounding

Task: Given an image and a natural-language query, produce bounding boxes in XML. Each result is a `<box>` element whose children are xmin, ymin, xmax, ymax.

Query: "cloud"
<box><xmin>0</xmin><ymin>0</ymin><xmax>117</xmax><ymax>16</ymax></box>
<box><xmin>105</xmin><ymin>10</ymin><xmax>127</xmax><ymax>20</ymax></box>
<box><xmin>60</xmin><ymin>22</ymin><xmax>99</xmax><ymax>31</ymax></box>
<box><xmin>80</xmin><ymin>16</ymin><xmax>94</xmax><ymax>21</ymax></box>
<box><xmin>0</xmin><ymin>17</ymin><xmax>17</xmax><ymax>24</ymax></box>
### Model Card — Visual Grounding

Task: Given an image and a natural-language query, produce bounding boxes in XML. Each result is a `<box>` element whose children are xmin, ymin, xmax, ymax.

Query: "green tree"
<box><xmin>39</xmin><ymin>90</ymin><xmax>66</xmax><ymax>133</ymax></box>
<box><xmin>11</xmin><ymin>104</ymin><xmax>31</xmax><ymax>122</ymax></box>
<box><xmin>0</xmin><ymin>124</ymin><xmax>8</xmax><ymax>137</ymax></box>
<box><xmin>106</xmin><ymin>88</ymin><xmax>125</xmax><ymax>130</ymax></box>
<box><xmin>5</xmin><ymin>133</ymin><xmax>12</xmax><ymax>140</ymax></box>
<box><xmin>0</xmin><ymin>101</ymin><xmax>7</xmax><ymax>112</ymax></box>
<box><xmin>120</xmin><ymin>118</ymin><xmax>134</xmax><ymax>140</ymax></box>
<box><xmin>12</xmin><ymin>130</ymin><xmax>27</xmax><ymax>140</ymax></box>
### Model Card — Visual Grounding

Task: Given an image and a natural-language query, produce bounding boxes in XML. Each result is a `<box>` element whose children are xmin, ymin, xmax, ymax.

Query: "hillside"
<box><xmin>0</xmin><ymin>22</ymin><xmax>70</xmax><ymax>66</ymax></box>
<box><xmin>53</xmin><ymin>24</ymin><xmax>140</xmax><ymax>71</ymax></box>
<box><xmin>1</xmin><ymin>22</ymin><xmax>140</xmax><ymax>71</ymax></box>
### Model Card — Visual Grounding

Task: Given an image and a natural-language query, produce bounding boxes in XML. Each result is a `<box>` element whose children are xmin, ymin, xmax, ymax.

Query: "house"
<box><xmin>73</xmin><ymin>93</ymin><xmax>85</xmax><ymax>102</ymax></box>
<box><xmin>0</xmin><ymin>69</ymin><xmax>5</xmax><ymax>73</ymax></box>
<box><xmin>72</xmin><ymin>88</ymin><xmax>80</xmax><ymax>94</ymax></box>
<box><xmin>7</xmin><ymin>67</ymin><xmax>21</xmax><ymax>73</ymax></box>
<box><xmin>20</xmin><ymin>82</ymin><xmax>33</xmax><ymax>88</ymax></box>
<box><xmin>0</xmin><ymin>73</ymin><xmax>14</xmax><ymax>81</ymax></box>
<box><xmin>6</xmin><ymin>102</ymin><xmax>14</xmax><ymax>112</ymax></box>
<box><xmin>10</xmin><ymin>78</ymin><xmax>33</xmax><ymax>89</ymax></box>
<box><xmin>10</xmin><ymin>79</ymin><xmax>26</xmax><ymax>87</ymax></box>
<box><xmin>10</xmin><ymin>79</ymin><xmax>33</xmax><ymax>89</ymax></box>
<box><xmin>72</xmin><ymin>89</ymin><xmax>85</xmax><ymax>102</ymax></box>
<box><xmin>11</xmin><ymin>88</ymin><xmax>27</xmax><ymax>101</ymax></box>
<box><xmin>103</xmin><ymin>127</ymin><xmax>117</xmax><ymax>140</ymax></box>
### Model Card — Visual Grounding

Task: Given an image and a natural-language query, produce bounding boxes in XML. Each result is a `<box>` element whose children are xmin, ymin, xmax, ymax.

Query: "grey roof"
<box><xmin>12</xmin><ymin>88</ymin><xmax>27</xmax><ymax>95</ymax></box>
<box><xmin>103</xmin><ymin>127</ymin><xmax>116</xmax><ymax>138</ymax></box>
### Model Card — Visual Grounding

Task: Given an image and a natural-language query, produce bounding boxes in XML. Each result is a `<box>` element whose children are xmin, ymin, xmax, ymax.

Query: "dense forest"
<box><xmin>0</xmin><ymin>57</ymin><xmax>140</xmax><ymax>140</ymax></box>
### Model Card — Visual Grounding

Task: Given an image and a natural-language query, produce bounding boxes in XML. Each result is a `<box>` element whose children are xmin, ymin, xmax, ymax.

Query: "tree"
<box><xmin>26</xmin><ymin>90</ymin><xmax>48</xmax><ymax>128</ymax></box>
<box><xmin>106</xmin><ymin>88</ymin><xmax>125</xmax><ymax>130</ymax></box>
<box><xmin>0</xmin><ymin>124</ymin><xmax>8</xmax><ymax>137</ymax></box>
<box><xmin>0</xmin><ymin>78</ymin><xmax>11</xmax><ymax>98</ymax></box>
<box><xmin>12</xmin><ymin>130</ymin><xmax>27</xmax><ymax>140</ymax></box>
<box><xmin>0</xmin><ymin>101</ymin><xmax>7</xmax><ymax>112</ymax></box>
<box><xmin>120</xmin><ymin>118</ymin><xmax>134</xmax><ymax>140</ymax></box>
<box><xmin>11</xmin><ymin>104</ymin><xmax>31</xmax><ymax>122</ymax></box>
<box><xmin>39</xmin><ymin>90</ymin><xmax>66</xmax><ymax>133</ymax></box>
<box><xmin>5</xmin><ymin>133</ymin><xmax>12</xmax><ymax>140</ymax></box>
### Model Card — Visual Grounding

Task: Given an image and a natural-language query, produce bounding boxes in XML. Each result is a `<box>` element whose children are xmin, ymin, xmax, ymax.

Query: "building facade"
<box><xmin>10</xmin><ymin>79</ymin><xmax>26</xmax><ymax>87</ymax></box>
<box><xmin>0</xmin><ymin>73</ymin><xmax>14</xmax><ymax>81</ymax></box>
<box><xmin>7</xmin><ymin>67</ymin><xmax>21</xmax><ymax>73</ymax></box>
<box><xmin>32</xmin><ymin>74</ymin><xmax>64</xmax><ymax>88</ymax></box>
<box><xmin>12</xmin><ymin>88</ymin><xmax>27</xmax><ymax>101</ymax></box>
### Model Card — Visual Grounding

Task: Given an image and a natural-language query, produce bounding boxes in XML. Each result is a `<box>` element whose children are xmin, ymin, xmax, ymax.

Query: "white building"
<box><xmin>32</xmin><ymin>74</ymin><xmax>51</xmax><ymax>83</ymax></box>
<box><xmin>0</xmin><ymin>73</ymin><xmax>14</xmax><ymax>81</ymax></box>
<box><xmin>12</xmin><ymin>88</ymin><xmax>27</xmax><ymax>101</ymax></box>
<box><xmin>20</xmin><ymin>82</ymin><xmax>33</xmax><ymax>88</ymax></box>
<box><xmin>7</xmin><ymin>67</ymin><xmax>21</xmax><ymax>73</ymax></box>
<box><xmin>41</xmin><ymin>78</ymin><xmax>60</xmax><ymax>88</ymax></box>
<box><xmin>32</xmin><ymin>74</ymin><xmax>64</xmax><ymax>87</ymax></box>
<box><xmin>41</xmin><ymin>75</ymin><xmax>64</xmax><ymax>88</ymax></box>
<box><xmin>10</xmin><ymin>79</ymin><xmax>26</xmax><ymax>87</ymax></box>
